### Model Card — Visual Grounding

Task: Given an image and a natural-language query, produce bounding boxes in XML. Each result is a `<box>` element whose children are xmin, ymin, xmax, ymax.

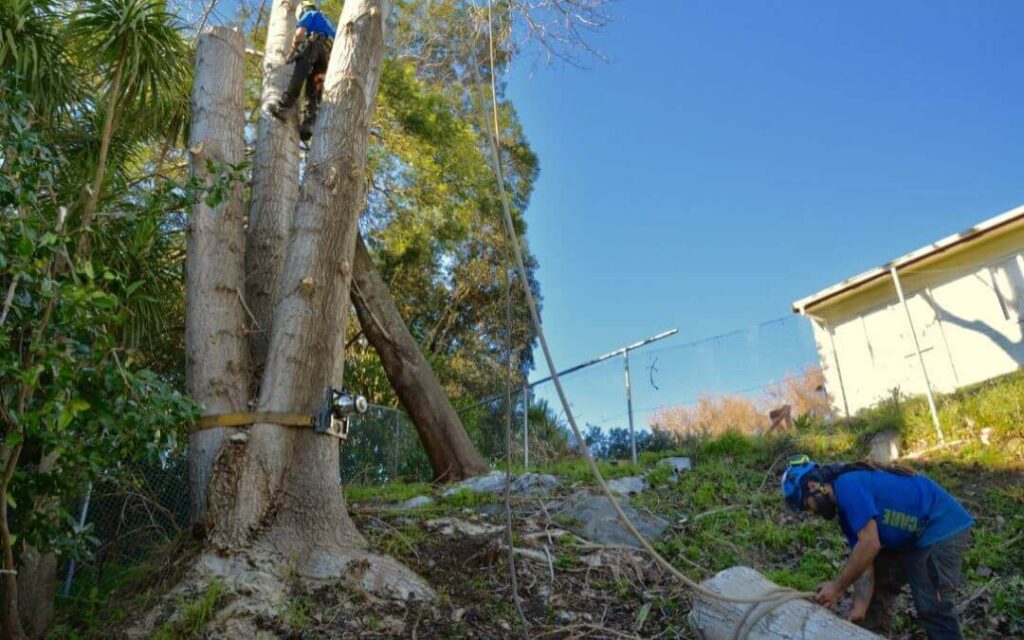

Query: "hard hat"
<box><xmin>781</xmin><ymin>454</ymin><xmax>817</xmax><ymax>511</ymax></box>
<box><xmin>296</xmin><ymin>0</ymin><xmax>317</xmax><ymax>19</ymax></box>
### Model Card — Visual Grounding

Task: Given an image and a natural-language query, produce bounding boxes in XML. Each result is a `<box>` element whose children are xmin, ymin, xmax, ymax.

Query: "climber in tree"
<box><xmin>262</xmin><ymin>0</ymin><xmax>336</xmax><ymax>142</ymax></box>
<box><xmin>782</xmin><ymin>455</ymin><xmax>973</xmax><ymax>640</ymax></box>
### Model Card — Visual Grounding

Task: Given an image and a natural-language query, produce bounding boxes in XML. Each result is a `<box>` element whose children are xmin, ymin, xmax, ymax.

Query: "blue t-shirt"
<box><xmin>834</xmin><ymin>470</ymin><xmax>973</xmax><ymax>550</ymax></box>
<box><xmin>297</xmin><ymin>11</ymin><xmax>336</xmax><ymax>40</ymax></box>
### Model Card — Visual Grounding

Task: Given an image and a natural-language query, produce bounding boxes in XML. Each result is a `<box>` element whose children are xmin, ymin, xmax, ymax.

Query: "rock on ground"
<box><xmin>869</xmin><ymin>431</ymin><xmax>900</xmax><ymax>464</ymax></box>
<box><xmin>441</xmin><ymin>470</ymin><xmax>560</xmax><ymax>497</ymax></box>
<box><xmin>550</xmin><ymin>492</ymin><xmax>670</xmax><ymax>548</ymax></box>
<box><xmin>606</xmin><ymin>475</ymin><xmax>648</xmax><ymax>495</ymax></box>
<box><xmin>658</xmin><ymin>456</ymin><xmax>692</xmax><ymax>478</ymax></box>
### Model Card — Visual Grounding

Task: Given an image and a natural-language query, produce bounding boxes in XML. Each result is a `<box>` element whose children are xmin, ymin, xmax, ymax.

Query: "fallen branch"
<box><xmin>955</xmin><ymin>578</ymin><xmax>996</xmax><ymax>614</ymax></box>
<box><xmin>901</xmin><ymin>439</ymin><xmax>969</xmax><ymax>460</ymax></box>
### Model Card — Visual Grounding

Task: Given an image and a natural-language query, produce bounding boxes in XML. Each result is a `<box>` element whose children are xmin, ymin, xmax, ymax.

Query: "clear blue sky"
<box><xmin>508</xmin><ymin>1</ymin><xmax>1023</xmax><ymax>430</ymax></box>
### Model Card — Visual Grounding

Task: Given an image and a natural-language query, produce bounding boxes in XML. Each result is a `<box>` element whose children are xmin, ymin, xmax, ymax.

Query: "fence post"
<box><xmin>62</xmin><ymin>482</ymin><xmax>93</xmax><ymax>596</ymax></box>
<box><xmin>522</xmin><ymin>385</ymin><xmax>529</xmax><ymax>470</ymax></box>
<box><xmin>624</xmin><ymin>351</ymin><xmax>637</xmax><ymax>464</ymax></box>
<box><xmin>390</xmin><ymin>410</ymin><xmax>400</xmax><ymax>482</ymax></box>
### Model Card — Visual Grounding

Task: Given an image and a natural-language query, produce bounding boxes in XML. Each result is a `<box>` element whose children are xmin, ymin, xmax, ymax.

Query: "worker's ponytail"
<box><xmin>817</xmin><ymin>459</ymin><xmax>916</xmax><ymax>484</ymax></box>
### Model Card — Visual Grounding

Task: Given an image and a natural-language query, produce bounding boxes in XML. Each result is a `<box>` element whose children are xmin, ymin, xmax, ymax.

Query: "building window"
<box><xmin>988</xmin><ymin>254</ymin><xmax>1024</xmax><ymax>322</ymax></box>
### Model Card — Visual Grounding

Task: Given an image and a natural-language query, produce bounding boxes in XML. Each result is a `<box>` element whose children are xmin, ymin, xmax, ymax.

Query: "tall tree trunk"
<box><xmin>245</xmin><ymin>0</ymin><xmax>301</xmax><ymax>380</ymax></box>
<box><xmin>205</xmin><ymin>0</ymin><xmax>419</xmax><ymax>580</ymax></box>
<box><xmin>186</xmin><ymin>27</ymin><xmax>251</xmax><ymax>528</ymax></box>
<box><xmin>351</xmin><ymin>234</ymin><xmax>489</xmax><ymax>480</ymax></box>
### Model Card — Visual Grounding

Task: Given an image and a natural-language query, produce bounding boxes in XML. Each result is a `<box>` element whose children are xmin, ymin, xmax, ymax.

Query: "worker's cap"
<box><xmin>781</xmin><ymin>454</ymin><xmax>818</xmax><ymax>511</ymax></box>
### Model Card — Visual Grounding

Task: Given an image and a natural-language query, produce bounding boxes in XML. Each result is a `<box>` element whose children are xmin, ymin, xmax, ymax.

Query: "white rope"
<box><xmin>472</xmin><ymin>2</ymin><xmax>815</xmax><ymax>636</ymax></box>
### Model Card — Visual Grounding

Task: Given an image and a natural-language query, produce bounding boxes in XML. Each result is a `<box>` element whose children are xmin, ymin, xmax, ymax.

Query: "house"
<box><xmin>792</xmin><ymin>205</ymin><xmax>1024</xmax><ymax>416</ymax></box>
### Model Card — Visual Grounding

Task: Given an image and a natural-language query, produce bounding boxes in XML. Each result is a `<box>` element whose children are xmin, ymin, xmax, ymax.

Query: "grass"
<box><xmin>151</xmin><ymin>579</ymin><xmax>226</xmax><ymax>640</ymax></box>
<box><xmin>52</xmin><ymin>371</ymin><xmax>1024</xmax><ymax>638</ymax></box>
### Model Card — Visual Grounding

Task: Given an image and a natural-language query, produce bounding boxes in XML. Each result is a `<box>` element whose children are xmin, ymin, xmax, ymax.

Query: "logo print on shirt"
<box><xmin>882</xmin><ymin>508</ymin><xmax>919</xmax><ymax>533</ymax></box>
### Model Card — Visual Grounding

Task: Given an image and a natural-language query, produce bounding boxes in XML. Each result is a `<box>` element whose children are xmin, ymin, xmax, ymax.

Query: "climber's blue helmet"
<box><xmin>781</xmin><ymin>454</ymin><xmax>818</xmax><ymax>511</ymax></box>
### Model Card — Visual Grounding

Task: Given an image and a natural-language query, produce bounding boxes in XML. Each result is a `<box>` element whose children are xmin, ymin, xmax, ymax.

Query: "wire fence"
<box><xmin>69</xmin><ymin>258</ymin><xmax>1024</xmax><ymax>593</ymax></box>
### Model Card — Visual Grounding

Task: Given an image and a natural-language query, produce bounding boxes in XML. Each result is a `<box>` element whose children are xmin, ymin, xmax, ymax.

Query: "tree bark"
<box><xmin>186</xmin><ymin>27</ymin><xmax>251</xmax><ymax>527</ymax></box>
<box><xmin>206</xmin><ymin>0</ymin><xmax>396</xmax><ymax>567</ymax></box>
<box><xmin>15</xmin><ymin>547</ymin><xmax>56</xmax><ymax>639</ymax></box>
<box><xmin>245</xmin><ymin>0</ymin><xmax>301</xmax><ymax>379</ymax></box>
<box><xmin>351</xmin><ymin>234</ymin><xmax>488</xmax><ymax>480</ymax></box>
<box><xmin>688</xmin><ymin>566</ymin><xmax>881</xmax><ymax>640</ymax></box>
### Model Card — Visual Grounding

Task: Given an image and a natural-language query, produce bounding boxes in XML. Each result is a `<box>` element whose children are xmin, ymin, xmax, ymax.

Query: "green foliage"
<box><xmin>346</xmin><ymin>481</ymin><xmax>433</xmax><ymax>505</ymax></box>
<box><xmin>0</xmin><ymin>0</ymin><xmax>80</xmax><ymax>116</ymax></box>
<box><xmin>70</xmin><ymin>0</ymin><xmax>188</xmax><ymax>113</ymax></box>
<box><xmin>1</xmin><ymin>85</ymin><xmax>199</xmax><ymax>572</ymax></box>
<box><xmin>151</xmin><ymin>579</ymin><xmax>226</xmax><ymax>640</ymax></box>
<box><xmin>992</xmin><ymin>576</ymin><xmax>1024</xmax><ymax>632</ymax></box>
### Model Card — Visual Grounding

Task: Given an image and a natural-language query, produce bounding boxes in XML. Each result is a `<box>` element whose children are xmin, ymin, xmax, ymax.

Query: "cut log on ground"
<box><xmin>688</xmin><ymin>566</ymin><xmax>882</xmax><ymax>640</ymax></box>
<box><xmin>351</xmin><ymin>233</ymin><xmax>489</xmax><ymax>481</ymax></box>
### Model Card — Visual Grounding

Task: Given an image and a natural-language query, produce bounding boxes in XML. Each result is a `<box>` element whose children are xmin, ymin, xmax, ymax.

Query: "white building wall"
<box><xmin>816</xmin><ymin>249</ymin><xmax>1024</xmax><ymax>414</ymax></box>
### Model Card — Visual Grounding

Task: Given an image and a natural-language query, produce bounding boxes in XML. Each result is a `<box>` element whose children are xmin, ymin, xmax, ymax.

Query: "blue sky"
<box><xmin>508</xmin><ymin>1</ymin><xmax>1023</xmax><ymax>430</ymax></box>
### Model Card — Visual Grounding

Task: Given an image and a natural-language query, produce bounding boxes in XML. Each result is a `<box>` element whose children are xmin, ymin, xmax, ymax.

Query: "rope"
<box><xmin>494</xmin><ymin>3</ymin><xmax>531</xmax><ymax>628</ymax></box>
<box><xmin>472</xmin><ymin>3</ymin><xmax>815</xmax><ymax>637</ymax></box>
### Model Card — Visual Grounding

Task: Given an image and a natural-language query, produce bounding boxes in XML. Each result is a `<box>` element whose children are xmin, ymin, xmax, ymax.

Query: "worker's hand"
<box><xmin>815</xmin><ymin>580</ymin><xmax>843</xmax><ymax>609</ymax></box>
<box><xmin>845</xmin><ymin>602</ymin><xmax>868</xmax><ymax>623</ymax></box>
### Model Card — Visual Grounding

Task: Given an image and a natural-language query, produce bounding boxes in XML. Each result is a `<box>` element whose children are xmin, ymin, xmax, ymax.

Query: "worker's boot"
<box><xmin>299</xmin><ymin>112</ymin><xmax>316</xmax><ymax>143</ymax></box>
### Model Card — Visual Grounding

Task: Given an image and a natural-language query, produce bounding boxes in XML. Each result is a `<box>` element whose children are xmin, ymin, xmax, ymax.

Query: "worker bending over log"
<box><xmin>782</xmin><ymin>455</ymin><xmax>974</xmax><ymax>639</ymax></box>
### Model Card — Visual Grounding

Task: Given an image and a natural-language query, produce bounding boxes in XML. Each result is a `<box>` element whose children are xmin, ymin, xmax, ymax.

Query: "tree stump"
<box><xmin>688</xmin><ymin>566</ymin><xmax>882</xmax><ymax>639</ymax></box>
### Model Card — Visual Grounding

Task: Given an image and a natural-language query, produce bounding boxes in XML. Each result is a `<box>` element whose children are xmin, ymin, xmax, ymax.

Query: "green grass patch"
<box><xmin>152</xmin><ymin>579</ymin><xmax>226</xmax><ymax>640</ymax></box>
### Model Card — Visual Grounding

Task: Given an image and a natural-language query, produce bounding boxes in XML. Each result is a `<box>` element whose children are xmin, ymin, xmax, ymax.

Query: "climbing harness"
<box><xmin>191</xmin><ymin>387</ymin><xmax>367</xmax><ymax>440</ymax></box>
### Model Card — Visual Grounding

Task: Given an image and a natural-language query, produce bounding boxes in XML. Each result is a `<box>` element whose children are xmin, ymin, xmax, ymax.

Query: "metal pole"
<box><xmin>391</xmin><ymin>410</ymin><xmax>399</xmax><ymax>481</ymax></box>
<box><xmin>624</xmin><ymin>351</ymin><xmax>637</xmax><ymax>464</ymax></box>
<box><xmin>522</xmin><ymin>385</ymin><xmax>529</xmax><ymax>470</ymax></box>
<box><xmin>457</xmin><ymin>328</ymin><xmax>679</xmax><ymax>415</ymax></box>
<box><xmin>62</xmin><ymin>483</ymin><xmax>93</xmax><ymax>596</ymax></box>
<box><xmin>891</xmin><ymin>266</ymin><xmax>944</xmax><ymax>443</ymax></box>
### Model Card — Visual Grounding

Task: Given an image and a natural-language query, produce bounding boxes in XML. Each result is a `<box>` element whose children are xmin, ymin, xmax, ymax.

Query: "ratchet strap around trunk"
<box><xmin>191</xmin><ymin>412</ymin><xmax>313</xmax><ymax>433</ymax></box>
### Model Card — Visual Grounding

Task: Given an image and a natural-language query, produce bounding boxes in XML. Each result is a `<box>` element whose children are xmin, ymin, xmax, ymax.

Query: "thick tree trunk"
<box><xmin>351</xmin><ymin>234</ymin><xmax>488</xmax><ymax>480</ymax></box>
<box><xmin>205</xmin><ymin>0</ymin><xmax>413</xmax><ymax>575</ymax></box>
<box><xmin>689</xmin><ymin>566</ymin><xmax>881</xmax><ymax>640</ymax></box>
<box><xmin>15</xmin><ymin>547</ymin><xmax>56</xmax><ymax>639</ymax></box>
<box><xmin>186</xmin><ymin>27</ymin><xmax>251</xmax><ymax>527</ymax></box>
<box><xmin>245</xmin><ymin>0</ymin><xmax>301</xmax><ymax>378</ymax></box>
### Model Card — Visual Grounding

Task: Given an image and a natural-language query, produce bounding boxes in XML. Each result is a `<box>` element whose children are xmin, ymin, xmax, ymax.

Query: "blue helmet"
<box><xmin>781</xmin><ymin>454</ymin><xmax>817</xmax><ymax>511</ymax></box>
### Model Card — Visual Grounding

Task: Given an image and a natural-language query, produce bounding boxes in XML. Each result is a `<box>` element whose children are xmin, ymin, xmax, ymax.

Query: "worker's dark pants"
<box><xmin>279</xmin><ymin>37</ymin><xmax>329</xmax><ymax>119</ymax></box>
<box><xmin>859</xmin><ymin>529</ymin><xmax>970</xmax><ymax>640</ymax></box>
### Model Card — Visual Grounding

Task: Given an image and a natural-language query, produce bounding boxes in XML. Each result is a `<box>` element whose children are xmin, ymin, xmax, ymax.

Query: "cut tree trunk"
<box><xmin>245</xmin><ymin>0</ymin><xmax>301</xmax><ymax>380</ymax></box>
<box><xmin>351</xmin><ymin>233</ymin><xmax>489</xmax><ymax>481</ymax></box>
<box><xmin>204</xmin><ymin>1</ymin><xmax>427</xmax><ymax>587</ymax></box>
<box><xmin>688</xmin><ymin>566</ymin><xmax>882</xmax><ymax>640</ymax></box>
<box><xmin>186</xmin><ymin>27</ymin><xmax>251</xmax><ymax>527</ymax></box>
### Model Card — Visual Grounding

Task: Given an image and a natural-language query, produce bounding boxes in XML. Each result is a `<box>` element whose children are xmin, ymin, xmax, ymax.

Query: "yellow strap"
<box><xmin>191</xmin><ymin>412</ymin><xmax>313</xmax><ymax>432</ymax></box>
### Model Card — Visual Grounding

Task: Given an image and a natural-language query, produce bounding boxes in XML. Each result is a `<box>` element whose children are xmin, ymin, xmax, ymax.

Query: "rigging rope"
<box><xmin>472</xmin><ymin>2</ymin><xmax>817</xmax><ymax>637</ymax></box>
